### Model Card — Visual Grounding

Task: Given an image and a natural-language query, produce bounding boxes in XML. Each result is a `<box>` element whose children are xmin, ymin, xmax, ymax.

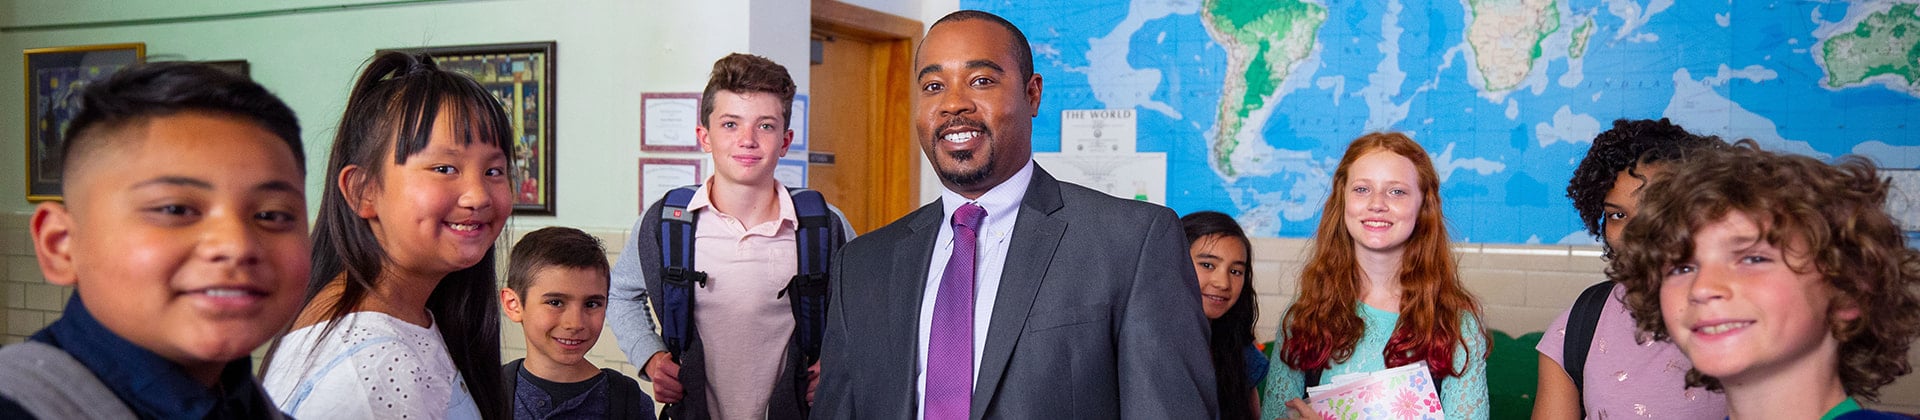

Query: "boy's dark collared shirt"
<box><xmin>21</xmin><ymin>296</ymin><xmax>283</xmax><ymax>419</ymax></box>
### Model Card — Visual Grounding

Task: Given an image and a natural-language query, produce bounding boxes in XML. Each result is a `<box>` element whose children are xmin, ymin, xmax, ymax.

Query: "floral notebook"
<box><xmin>1305</xmin><ymin>361</ymin><xmax>1444</xmax><ymax>419</ymax></box>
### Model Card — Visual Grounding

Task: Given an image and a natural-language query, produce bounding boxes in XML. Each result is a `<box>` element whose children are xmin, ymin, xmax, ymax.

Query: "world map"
<box><xmin>961</xmin><ymin>0</ymin><xmax>1920</xmax><ymax>243</ymax></box>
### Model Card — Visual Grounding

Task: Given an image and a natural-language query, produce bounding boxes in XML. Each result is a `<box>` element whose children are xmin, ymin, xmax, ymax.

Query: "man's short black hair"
<box><xmin>61</xmin><ymin>61</ymin><xmax>304</xmax><ymax>181</ymax></box>
<box><xmin>929</xmin><ymin>10</ymin><xmax>1035</xmax><ymax>80</ymax></box>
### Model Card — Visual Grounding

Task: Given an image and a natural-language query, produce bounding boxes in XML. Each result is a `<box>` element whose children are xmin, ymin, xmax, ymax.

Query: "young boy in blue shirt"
<box><xmin>1612</xmin><ymin>142</ymin><xmax>1920</xmax><ymax>419</ymax></box>
<box><xmin>0</xmin><ymin>62</ymin><xmax>307</xmax><ymax>418</ymax></box>
<box><xmin>500</xmin><ymin>227</ymin><xmax>654</xmax><ymax>419</ymax></box>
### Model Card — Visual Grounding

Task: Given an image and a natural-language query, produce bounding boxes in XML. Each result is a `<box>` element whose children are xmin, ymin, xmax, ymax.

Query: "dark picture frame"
<box><xmin>200</xmin><ymin>59</ymin><xmax>250</xmax><ymax>78</ymax></box>
<box><xmin>22</xmin><ymin>43</ymin><xmax>145</xmax><ymax>202</ymax></box>
<box><xmin>387</xmin><ymin>42</ymin><xmax>558</xmax><ymax>215</ymax></box>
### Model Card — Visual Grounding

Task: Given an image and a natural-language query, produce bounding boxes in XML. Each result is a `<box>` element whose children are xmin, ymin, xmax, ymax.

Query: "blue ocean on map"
<box><xmin>963</xmin><ymin>0</ymin><xmax>1920</xmax><ymax>244</ymax></box>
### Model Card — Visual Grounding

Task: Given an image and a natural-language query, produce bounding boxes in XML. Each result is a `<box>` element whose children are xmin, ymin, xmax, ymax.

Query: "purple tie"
<box><xmin>926</xmin><ymin>203</ymin><xmax>986</xmax><ymax>420</ymax></box>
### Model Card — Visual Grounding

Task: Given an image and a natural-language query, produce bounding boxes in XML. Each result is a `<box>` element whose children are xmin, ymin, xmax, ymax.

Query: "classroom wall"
<box><xmin>2</xmin><ymin>0</ymin><xmax>1917</xmax><ymax>413</ymax></box>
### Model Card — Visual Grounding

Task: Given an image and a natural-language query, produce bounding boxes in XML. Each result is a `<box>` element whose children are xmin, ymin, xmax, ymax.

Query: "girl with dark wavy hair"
<box><xmin>1181</xmin><ymin>211</ymin><xmax>1261</xmax><ymax>419</ymax></box>
<box><xmin>1534</xmin><ymin>118</ymin><xmax>1726</xmax><ymax>420</ymax></box>
<box><xmin>262</xmin><ymin>51</ymin><xmax>512</xmax><ymax>419</ymax></box>
<box><xmin>1260</xmin><ymin>132</ymin><xmax>1488</xmax><ymax>420</ymax></box>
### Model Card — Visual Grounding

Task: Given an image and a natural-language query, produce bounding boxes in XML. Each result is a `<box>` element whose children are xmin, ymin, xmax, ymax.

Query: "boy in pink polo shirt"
<box><xmin>608</xmin><ymin>53</ymin><xmax>853</xmax><ymax>419</ymax></box>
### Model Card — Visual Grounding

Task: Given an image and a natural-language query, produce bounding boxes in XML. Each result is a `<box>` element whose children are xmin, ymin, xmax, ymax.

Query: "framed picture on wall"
<box><xmin>639</xmin><ymin>158</ymin><xmax>703</xmax><ymax>213</ymax></box>
<box><xmin>386</xmin><ymin>42</ymin><xmax>558</xmax><ymax>215</ymax></box>
<box><xmin>775</xmin><ymin>158</ymin><xmax>807</xmax><ymax>188</ymax></box>
<box><xmin>642</xmin><ymin>92</ymin><xmax>703</xmax><ymax>152</ymax></box>
<box><xmin>789</xmin><ymin>94</ymin><xmax>808</xmax><ymax>152</ymax></box>
<box><xmin>22</xmin><ymin>43</ymin><xmax>145</xmax><ymax>202</ymax></box>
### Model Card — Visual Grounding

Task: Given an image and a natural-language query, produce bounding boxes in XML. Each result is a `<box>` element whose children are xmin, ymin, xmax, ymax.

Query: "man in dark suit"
<box><xmin>813</xmin><ymin>10</ymin><xmax>1219</xmax><ymax>419</ymax></box>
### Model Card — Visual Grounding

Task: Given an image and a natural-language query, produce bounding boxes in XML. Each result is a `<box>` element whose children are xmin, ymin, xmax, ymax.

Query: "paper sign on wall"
<box><xmin>1061</xmin><ymin>109</ymin><xmax>1136</xmax><ymax>153</ymax></box>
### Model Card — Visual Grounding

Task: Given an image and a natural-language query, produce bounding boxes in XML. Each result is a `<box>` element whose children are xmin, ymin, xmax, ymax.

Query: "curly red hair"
<box><xmin>1278</xmin><ymin>132</ymin><xmax>1486</xmax><ymax>381</ymax></box>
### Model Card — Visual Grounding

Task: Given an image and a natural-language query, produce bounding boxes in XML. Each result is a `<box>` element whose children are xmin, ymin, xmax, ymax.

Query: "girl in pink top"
<box><xmin>1533</xmin><ymin>119</ymin><xmax>1725</xmax><ymax>419</ymax></box>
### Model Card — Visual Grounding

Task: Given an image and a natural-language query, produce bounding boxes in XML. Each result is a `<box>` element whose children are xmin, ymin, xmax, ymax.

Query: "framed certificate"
<box><xmin>639</xmin><ymin>158</ymin><xmax>704</xmax><ymax>212</ymax></box>
<box><xmin>642</xmin><ymin>92</ymin><xmax>702</xmax><ymax>152</ymax></box>
<box><xmin>775</xmin><ymin>158</ymin><xmax>808</xmax><ymax>188</ymax></box>
<box><xmin>789</xmin><ymin>94</ymin><xmax>809</xmax><ymax>152</ymax></box>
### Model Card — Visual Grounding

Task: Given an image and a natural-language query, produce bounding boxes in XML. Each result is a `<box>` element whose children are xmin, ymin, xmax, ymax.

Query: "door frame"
<box><xmin>811</xmin><ymin>0</ymin><xmax>921</xmax><ymax>230</ymax></box>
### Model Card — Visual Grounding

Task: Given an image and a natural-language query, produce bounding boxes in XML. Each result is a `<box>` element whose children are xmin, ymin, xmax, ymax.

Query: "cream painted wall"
<box><xmin>1</xmin><ymin>0</ymin><xmax>810</xmax><ymax>230</ymax></box>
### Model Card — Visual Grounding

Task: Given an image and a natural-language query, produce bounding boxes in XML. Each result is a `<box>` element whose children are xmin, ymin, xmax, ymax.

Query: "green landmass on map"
<box><xmin>1570</xmin><ymin>16</ymin><xmax>1595</xmax><ymax>59</ymax></box>
<box><xmin>1464</xmin><ymin>0</ymin><xmax>1561</xmax><ymax>92</ymax></box>
<box><xmin>1201</xmin><ymin>0</ymin><xmax>1327</xmax><ymax>178</ymax></box>
<box><xmin>1820</xmin><ymin>3</ymin><xmax>1920</xmax><ymax>91</ymax></box>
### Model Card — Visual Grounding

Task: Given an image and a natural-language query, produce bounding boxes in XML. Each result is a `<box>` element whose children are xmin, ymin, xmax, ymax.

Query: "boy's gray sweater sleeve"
<box><xmin>609</xmin><ymin>215</ymin><xmax>666</xmax><ymax>378</ymax></box>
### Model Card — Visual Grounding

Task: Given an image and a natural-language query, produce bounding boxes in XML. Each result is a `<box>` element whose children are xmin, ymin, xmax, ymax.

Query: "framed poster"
<box><xmin>387</xmin><ymin>42</ymin><xmax>557</xmax><ymax>215</ymax></box>
<box><xmin>23</xmin><ymin>43</ymin><xmax>145</xmax><ymax>202</ymax></box>
<box><xmin>642</xmin><ymin>92</ymin><xmax>702</xmax><ymax>152</ymax></box>
<box><xmin>789</xmin><ymin>94</ymin><xmax>809</xmax><ymax>152</ymax></box>
<box><xmin>775</xmin><ymin>158</ymin><xmax>808</xmax><ymax>188</ymax></box>
<box><xmin>639</xmin><ymin>158</ymin><xmax>703</xmax><ymax>212</ymax></box>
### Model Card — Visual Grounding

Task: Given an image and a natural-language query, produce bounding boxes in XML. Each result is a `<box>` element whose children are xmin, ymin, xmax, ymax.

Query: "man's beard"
<box><xmin>937</xmin><ymin>149</ymin><xmax>994</xmax><ymax>187</ymax></box>
<box><xmin>932</xmin><ymin>116</ymin><xmax>996</xmax><ymax>188</ymax></box>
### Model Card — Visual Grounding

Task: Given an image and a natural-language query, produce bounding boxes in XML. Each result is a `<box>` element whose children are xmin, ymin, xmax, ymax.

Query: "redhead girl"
<box><xmin>1260</xmin><ymin>132</ymin><xmax>1488</xmax><ymax>420</ymax></box>
<box><xmin>263</xmin><ymin>51</ymin><xmax>513</xmax><ymax>419</ymax></box>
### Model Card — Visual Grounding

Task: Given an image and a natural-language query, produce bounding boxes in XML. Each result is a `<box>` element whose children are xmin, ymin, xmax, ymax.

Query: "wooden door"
<box><xmin>810</xmin><ymin>1</ymin><xmax>920</xmax><ymax>234</ymax></box>
<box><xmin>809</xmin><ymin>33</ymin><xmax>880</xmax><ymax>232</ymax></box>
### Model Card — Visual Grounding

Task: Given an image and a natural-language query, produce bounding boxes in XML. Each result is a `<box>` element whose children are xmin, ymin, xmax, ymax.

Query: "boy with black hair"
<box><xmin>0</xmin><ymin>62</ymin><xmax>305</xmax><ymax>418</ymax></box>
<box><xmin>609</xmin><ymin>52</ymin><xmax>852</xmax><ymax>419</ymax></box>
<box><xmin>500</xmin><ymin>226</ymin><xmax>653</xmax><ymax>419</ymax></box>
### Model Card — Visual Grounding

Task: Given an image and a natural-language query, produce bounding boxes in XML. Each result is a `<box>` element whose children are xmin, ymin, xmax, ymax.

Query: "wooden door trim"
<box><xmin>811</xmin><ymin>0</ymin><xmax>920</xmax><ymax>230</ymax></box>
<box><xmin>812</xmin><ymin>0</ymin><xmax>920</xmax><ymax>41</ymax></box>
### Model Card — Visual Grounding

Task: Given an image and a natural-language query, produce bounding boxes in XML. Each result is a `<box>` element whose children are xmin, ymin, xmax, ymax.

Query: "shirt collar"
<box><xmin>687</xmin><ymin>179</ymin><xmax>799</xmax><ymax>228</ymax></box>
<box><xmin>940</xmin><ymin>159</ymin><xmax>1035</xmax><ymax>228</ymax></box>
<box><xmin>32</xmin><ymin>296</ymin><xmax>279</xmax><ymax>418</ymax></box>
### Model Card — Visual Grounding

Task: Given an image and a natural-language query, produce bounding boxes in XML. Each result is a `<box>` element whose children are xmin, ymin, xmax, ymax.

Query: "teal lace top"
<box><xmin>1259</xmin><ymin>302</ymin><xmax>1490</xmax><ymax>420</ymax></box>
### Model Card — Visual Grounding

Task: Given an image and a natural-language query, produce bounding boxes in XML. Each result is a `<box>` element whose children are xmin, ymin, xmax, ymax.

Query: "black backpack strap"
<box><xmin>777</xmin><ymin>187</ymin><xmax>838</xmax><ymax>418</ymax></box>
<box><xmin>605</xmin><ymin>369</ymin><xmax>651</xmax><ymax>420</ymax></box>
<box><xmin>780</xmin><ymin>187</ymin><xmax>836</xmax><ymax>363</ymax></box>
<box><xmin>1564</xmin><ymin>281</ymin><xmax>1616</xmax><ymax>394</ymax></box>
<box><xmin>501</xmin><ymin>359</ymin><xmax>523</xmax><ymax>403</ymax></box>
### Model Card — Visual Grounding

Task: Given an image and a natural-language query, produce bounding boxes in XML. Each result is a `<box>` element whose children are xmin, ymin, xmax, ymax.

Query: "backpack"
<box><xmin>652</xmin><ymin>185</ymin><xmax>842</xmax><ymax>420</ymax></box>
<box><xmin>1558</xmin><ymin>280</ymin><xmax>1616</xmax><ymax>412</ymax></box>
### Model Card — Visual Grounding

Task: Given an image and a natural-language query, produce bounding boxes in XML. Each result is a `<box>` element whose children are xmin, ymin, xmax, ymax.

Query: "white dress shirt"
<box><xmin>913</xmin><ymin>160</ymin><xmax>1035</xmax><ymax>418</ymax></box>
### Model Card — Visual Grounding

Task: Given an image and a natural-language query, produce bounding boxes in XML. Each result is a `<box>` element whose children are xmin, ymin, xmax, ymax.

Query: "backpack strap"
<box><xmin>1563</xmin><ymin>281</ymin><xmax>1616</xmax><ymax>395</ymax></box>
<box><xmin>656</xmin><ymin>185</ymin><xmax>704</xmax><ymax>358</ymax></box>
<box><xmin>605</xmin><ymin>369</ymin><xmax>651</xmax><ymax>420</ymax></box>
<box><xmin>501</xmin><ymin>359</ymin><xmax>523</xmax><ymax>404</ymax></box>
<box><xmin>0</xmin><ymin>341</ymin><xmax>137</xmax><ymax>419</ymax></box>
<box><xmin>780</xmin><ymin>187</ymin><xmax>837</xmax><ymax>363</ymax></box>
<box><xmin>654</xmin><ymin>185</ymin><xmax>710</xmax><ymax>420</ymax></box>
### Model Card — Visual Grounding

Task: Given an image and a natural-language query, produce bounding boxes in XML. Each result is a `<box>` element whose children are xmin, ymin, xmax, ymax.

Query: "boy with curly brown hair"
<box><xmin>1611</xmin><ymin>141</ymin><xmax>1920</xmax><ymax>419</ymax></box>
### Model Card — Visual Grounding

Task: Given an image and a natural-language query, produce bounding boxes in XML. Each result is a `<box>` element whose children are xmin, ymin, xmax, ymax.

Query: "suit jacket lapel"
<box><xmin>891</xmin><ymin>200</ymin><xmax>945</xmax><ymax>416</ymax></box>
<box><xmin>970</xmin><ymin>167</ymin><xmax>1067</xmax><ymax>419</ymax></box>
